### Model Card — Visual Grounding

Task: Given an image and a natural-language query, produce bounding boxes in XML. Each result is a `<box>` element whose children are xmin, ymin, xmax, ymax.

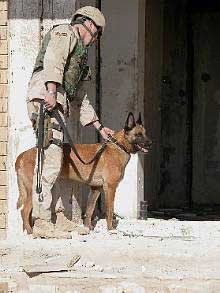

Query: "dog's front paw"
<box><xmin>107</xmin><ymin>224</ymin><xmax>115</xmax><ymax>230</ymax></box>
<box><xmin>84</xmin><ymin>219</ymin><xmax>94</xmax><ymax>230</ymax></box>
<box><xmin>26</xmin><ymin>226</ymin><xmax>33</xmax><ymax>234</ymax></box>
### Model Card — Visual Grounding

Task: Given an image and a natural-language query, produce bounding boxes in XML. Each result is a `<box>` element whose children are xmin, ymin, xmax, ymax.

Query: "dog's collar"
<box><xmin>107</xmin><ymin>135</ymin><xmax>130</xmax><ymax>155</ymax></box>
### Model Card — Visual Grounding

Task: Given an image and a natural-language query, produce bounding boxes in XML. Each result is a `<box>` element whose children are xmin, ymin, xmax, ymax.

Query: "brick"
<box><xmin>0</xmin><ymin>55</ymin><xmax>7</xmax><ymax>68</ymax></box>
<box><xmin>0</xmin><ymin>170</ymin><xmax>6</xmax><ymax>185</ymax></box>
<box><xmin>0</xmin><ymin>199</ymin><xmax>6</xmax><ymax>213</ymax></box>
<box><xmin>0</xmin><ymin>70</ymin><xmax>7</xmax><ymax>83</ymax></box>
<box><xmin>0</xmin><ymin>11</ymin><xmax>7</xmax><ymax>25</ymax></box>
<box><xmin>0</xmin><ymin>214</ymin><xmax>6</xmax><ymax>228</ymax></box>
<box><xmin>0</xmin><ymin>39</ymin><xmax>7</xmax><ymax>54</ymax></box>
<box><xmin>0</xmin><ymin>142</ymin><xmax>6</xmax><ymax>155</ymax></box>
<box><xmin>0</xmin><ymin>127</ymin><xmax>7</xmax><ymax>141</ymax></box>
<box><xmin>0</xmin><ymin>98</ymin><xmax>7</xmax><ymax>112</ymax></box>
<box><xmin>0</xmin><ymin>84</ymin><xmax>8</xmax><ymax>97</ymax></box>
<box><xmin>0</xmin><ymin>113</ymin><xmax>7</xmax><ymax>126</ymax></box>
<box><xmin>0</xmin><ymin>1</ymin><xmax>8</xmax><ymax>11</ymax></box>
<box><xmin>0</xmin><ymin>185</ymin><xmax>6</xmax><ymax>199</ymax></box>
<box><xmin>0</xmin><ymin>26</ymin><xmax>7</xmax><ymax>40</ymax></box>
<box><xmin>0</xmin><ymin>112</ymin><xmax>7</xmax><ymax>126</ymax></box>
<box><xmin>0</xmin><ymin>156</ymin><xmax>6</xmax><ymax>170</ymax></box>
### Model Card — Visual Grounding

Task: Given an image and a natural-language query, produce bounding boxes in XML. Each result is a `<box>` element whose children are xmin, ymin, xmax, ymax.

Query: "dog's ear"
<box><xmin>136</xmin><ymin>112</ymin><xmax>143</xmax><ymax>125</ymax></box>
<box><xmin>124</xmin><ymin>112</ymin><xmax>136</xmax><ymax>131</ymax></box>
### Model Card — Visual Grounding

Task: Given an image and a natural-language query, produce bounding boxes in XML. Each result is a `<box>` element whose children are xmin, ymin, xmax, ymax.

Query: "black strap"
<box><xmin>50</xmin><ymin>137</ymin><xmax>63</xmax><ymax>147</ymax></box>
<box><xmin>97</xmin><ymin>123</ymin><xmax>104</xmax><ymax>132</ymax></box>
<box><xmin>51</xmin><ymin>122</ymin><xmax>62</xmax><ymax>132</ymax></box>
<box><xmin>36</xmin><ymin>102</ymin><xmax>44</xmax><ymax>201</ymax></box>
<box><xmin>52</xmin><ymin>108</ymin><xmax>130</xmax><ymax>159</ymax></box>
<box><xmin>72</xmin><ymin>19</ymin><xmax>99</xmax><ymax>47</ymax></box>
<box><xmin>34</xmin><ymin>101</ymin><xmax>106</xmax><ymax>203</ymax></box>
<box><xmin>52</xmin><ymin>109</ymin><xmax>107</xmax><ymax>165</ymax></box>
<box><xmin>107</xmin><ymin>134</ymin><xmax>130</xmax><ymax>155</ymax></box>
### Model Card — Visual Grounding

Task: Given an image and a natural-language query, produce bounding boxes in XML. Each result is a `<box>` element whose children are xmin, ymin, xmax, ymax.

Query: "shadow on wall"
<box><xmin>8</xmin><ymin>0</ymin><xmax>75</xmax><ymax>20</ymax></box>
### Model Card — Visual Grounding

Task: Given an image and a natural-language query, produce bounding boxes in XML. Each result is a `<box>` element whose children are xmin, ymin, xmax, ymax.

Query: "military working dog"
<box><xmin>16</xmin><ymin>112</ymin><xmax>152</xmax><ymax>234</ymax></box>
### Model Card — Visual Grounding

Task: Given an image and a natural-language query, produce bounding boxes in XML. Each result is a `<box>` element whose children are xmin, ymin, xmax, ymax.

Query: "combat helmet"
<box><xmin>71</xmin><ymin>6</ymin><xmax>106</xmax><ymax>37</ymax></box>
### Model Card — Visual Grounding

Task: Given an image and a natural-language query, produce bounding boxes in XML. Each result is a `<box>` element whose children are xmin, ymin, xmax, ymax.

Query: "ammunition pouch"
<box><xmin>35</xmin><ymin>113</ymin><xmax>63</xmax><ymax>149</ymax></box>
<box><xmin>50</xmin><ymin>137</ymin><xmax>63</xmax><ymax>147</ymax></box>
<box><xmin>49</xmin><ymin>122</ymin><xmax>63</xmax><ymax>147</ymax></box>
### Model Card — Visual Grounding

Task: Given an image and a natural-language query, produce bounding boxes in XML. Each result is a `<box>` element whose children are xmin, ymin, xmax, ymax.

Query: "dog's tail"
<box><xmin>16</xmin><ymin>169</ymin><xmax>27</xmax><ymax>209</ymax></box>
<box><xmin>15</xmin><ymin>153</ymin><xmax>30</xmax><ymax>210</ymax></box>
<box><xmin>15</xmin><ymin>148</ymin><xmax>36</xmax><ymax>210</ymax></box>
<box><xmin>16</xmin><ymin>196</ymin><xmax>23</xmax><ymax>209</ymax></box>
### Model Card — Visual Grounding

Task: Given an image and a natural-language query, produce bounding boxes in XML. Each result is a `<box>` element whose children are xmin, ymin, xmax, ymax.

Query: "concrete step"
<box><xmin>2</xmin><ymin>278</ymin><xmax>220</xmax><ymax>293</ymax></box>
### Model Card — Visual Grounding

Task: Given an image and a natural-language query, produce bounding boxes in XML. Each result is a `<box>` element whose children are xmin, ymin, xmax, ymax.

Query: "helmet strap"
<box><xmin>81</xmin><ymin>23</ymin><xmax>96</xmax><ymax>46</ymax></box>
<box><xmin>71</xmin><ymin>17</ymin><xmax>100</xmax><ymax>47</ymax></box>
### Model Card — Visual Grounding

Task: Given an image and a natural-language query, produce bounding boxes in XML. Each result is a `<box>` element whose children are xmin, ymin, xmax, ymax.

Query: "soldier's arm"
<box><xmin>44</xmin><ymin>81</ymin><xmax>57</xmax><ymax>111</ymax></box>
<box><xmin>80</xmin><ymin>94</ymin><xmax>99</xmax><ymax>126</ymax></box>
<box><xmin>79</xmin><ymin>95</ymin><xmax>115</xmax><ymax>139</ymax></box>
<box><xmin>43</xmin><ymin>28</ymin><xmax>77</xmax><ymax>110</ymax></box>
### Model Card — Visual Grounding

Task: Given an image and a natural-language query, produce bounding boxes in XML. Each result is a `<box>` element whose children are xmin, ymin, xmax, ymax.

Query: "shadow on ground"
<box><xmin>148</xmin><ymin>206</ymin><xmax>220</xmax><ymax>221</ymax></box>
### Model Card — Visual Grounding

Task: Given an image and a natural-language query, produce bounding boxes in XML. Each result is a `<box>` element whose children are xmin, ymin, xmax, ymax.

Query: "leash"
<box><xmin>107</xmin><ymin>134</ymin><xmax>130</xmax><ymax>155</ymax></box>
<box><xmin>52</xmin><ymin>108</ymin><xmax>130</xmax><ymax>158</ymax></box>
<box><xmin>52</xmin><ymin>109</ymin><xmax>107</xmax><ymax>165</ymax></box>
<box><xmin>35</xmin><ymin>103</ymin><xmax>107</xmax><ymax>201</ymax></box>
<box><xmin>35</xmin><ymin>101</ymin><xmax>129</xmax><ymax>199</ymax></box>
<box><xmin>53</xmin><ymin>109</ymin><xmax>130</xmax><ymax>161</ymax></box>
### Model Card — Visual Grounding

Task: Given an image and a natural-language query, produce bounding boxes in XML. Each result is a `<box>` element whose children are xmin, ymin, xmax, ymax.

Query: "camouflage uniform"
<box><xmin>26</xmin><ymin>24</ymin><xmax>98</xmax><ymax>221</ymax></box>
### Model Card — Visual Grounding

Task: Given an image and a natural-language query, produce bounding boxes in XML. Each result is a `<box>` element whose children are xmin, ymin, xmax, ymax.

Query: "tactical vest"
<box><xmin>33</xmin><ymin>25</ymin><xmax>88</xmax><ymax>98</ymax></box>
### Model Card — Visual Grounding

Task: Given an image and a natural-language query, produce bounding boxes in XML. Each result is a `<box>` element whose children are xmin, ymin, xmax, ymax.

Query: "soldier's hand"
<box><xmin>44</xmin><ymin>91</ymin><xmax>57</xmax><ymax>111</ymax></box>
<box><xmin>100</xmin><ymin>127</ymin><xmax>115</xmax><ymax>140</ymax></box>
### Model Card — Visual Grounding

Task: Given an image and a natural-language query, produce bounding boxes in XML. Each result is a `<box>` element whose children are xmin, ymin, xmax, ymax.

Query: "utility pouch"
<box><xmin>49</xmin><ymin>122</ymin><xmax>63</xmax><ymax>148</ymax></box>
<box><xmin>35</xmin><ymin>111</ymin><xmax>53</xmax><ymax>149</ymax></box>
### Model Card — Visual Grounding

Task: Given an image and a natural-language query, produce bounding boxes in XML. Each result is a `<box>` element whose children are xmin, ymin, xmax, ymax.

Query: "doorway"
<box><xmin>192</xmin><ymin>9</ymin><xmax>220</xmax><ymax>206</ymax></box>
<box><xmin>146</xmin><ymin>0</ymin><xmax>220</xmax><ymax>214</ymax></box>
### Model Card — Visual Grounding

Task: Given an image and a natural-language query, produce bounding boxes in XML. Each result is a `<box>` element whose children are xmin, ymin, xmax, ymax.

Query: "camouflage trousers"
<box><xmin>28</xmin><ymin>102</ymin><xmax>65</xmax><ymax>221</ymax></box>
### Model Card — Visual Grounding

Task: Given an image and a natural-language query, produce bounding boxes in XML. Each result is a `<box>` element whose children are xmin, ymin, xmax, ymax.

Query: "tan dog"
<box><xmin>16</xmin><ymin>112</ymin><xmax>151</xmax><ymax>234</ymax></box>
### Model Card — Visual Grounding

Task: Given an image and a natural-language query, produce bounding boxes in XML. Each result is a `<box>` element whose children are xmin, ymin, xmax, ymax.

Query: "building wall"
<box><xmin>6</xmin><ymin>0</ymin><xmax>146</xmax><ymax>237</ymax></box>
<box><xmin>0</xmin><ymin>0</ymin><xmax>8</xmax><ymax>238</ymax></box>
<box><xmin>7</xmin><ymin>0</ymin><xmax>77</xmax><ymax>238</ymax></box>
<box><xmin>100</xmin><ymin>0</ymin><xmax>145</xmax><ymax>218</ymax></box>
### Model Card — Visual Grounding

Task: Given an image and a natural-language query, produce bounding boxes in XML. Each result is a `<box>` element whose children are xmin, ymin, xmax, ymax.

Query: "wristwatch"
<box><xmin>97</xmin><ymin>124</ymin><xmax>104</xmax><ymax>132</ymax></box>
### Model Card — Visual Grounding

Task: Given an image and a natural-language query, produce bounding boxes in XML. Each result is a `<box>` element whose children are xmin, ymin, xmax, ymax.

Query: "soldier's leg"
<box><xmin>32</xmin><ymin>111</ymin><xmax>73</xmax><ymax>238</ymax></box>
<box><xmin>32</xmin><ymin>111</ymin><xmax>64</xmax><ymax>221</ymax></box>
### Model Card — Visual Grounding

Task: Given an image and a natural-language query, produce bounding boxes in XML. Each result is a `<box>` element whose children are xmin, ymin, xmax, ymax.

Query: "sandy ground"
<box><xmin>1</xmin><ymin>218</ymin><xmax>220</xmax><ymax>292</ymax></box>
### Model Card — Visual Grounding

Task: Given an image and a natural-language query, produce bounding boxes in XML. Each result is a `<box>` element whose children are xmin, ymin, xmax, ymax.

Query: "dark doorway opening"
<box><xmin>146</xmin><ymin>0</ymin><xmax>220</xmax><ymax>220</ymax></box>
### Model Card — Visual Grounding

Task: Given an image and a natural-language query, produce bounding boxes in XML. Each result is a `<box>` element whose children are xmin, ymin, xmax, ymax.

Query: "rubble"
<box><xmin>1</xmin><ymin>218</ymin><xmax>220</xmax><ymax>291</ymax></box>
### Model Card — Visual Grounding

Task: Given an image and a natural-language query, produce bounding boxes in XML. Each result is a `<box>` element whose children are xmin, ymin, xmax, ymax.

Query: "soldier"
<box><xmin>26</xmin><ymin>6</ymin><xmax>114</xmax><ymax>238</ymax></box>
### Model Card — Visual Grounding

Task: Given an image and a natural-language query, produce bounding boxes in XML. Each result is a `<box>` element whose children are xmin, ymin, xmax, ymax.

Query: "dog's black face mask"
<box><xmin>124</xmin><ymin>112</ymin><xmax>152</xmax><ymax>154</ymax></box>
